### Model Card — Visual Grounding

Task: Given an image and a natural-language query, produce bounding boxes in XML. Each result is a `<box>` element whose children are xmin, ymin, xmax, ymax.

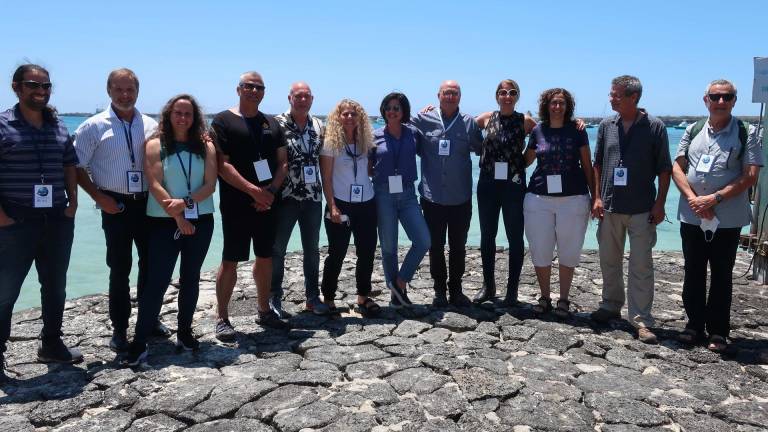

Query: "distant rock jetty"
<box><xmin>2</xmin><ymin>247</ymin><xmax>768</xmax><ymax>431</ymax></box>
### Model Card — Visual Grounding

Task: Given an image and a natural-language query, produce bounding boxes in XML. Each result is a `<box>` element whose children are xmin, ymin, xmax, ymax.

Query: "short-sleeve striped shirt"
<box><xmin>73</xmin><ymin>107</ymin><xmax>158</xmax><ymax>193</ymax></box>
<box><xmin>0</xmin><ymin>105</ymin><xmax>78</xmax><ymax>208</ymax></box>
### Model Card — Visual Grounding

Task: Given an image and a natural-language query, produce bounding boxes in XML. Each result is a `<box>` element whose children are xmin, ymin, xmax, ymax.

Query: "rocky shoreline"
<box><xmin>2</xmin><ymin>247</ymin><xmax>768</xmax><ymax>431</ymax></box>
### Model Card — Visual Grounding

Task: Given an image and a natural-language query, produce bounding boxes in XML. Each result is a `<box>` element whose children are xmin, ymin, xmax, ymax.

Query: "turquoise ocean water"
<box><xmin>14</xmin><ymin>116</ymin><xmax>695</xmax><ymax>310</ymax></box>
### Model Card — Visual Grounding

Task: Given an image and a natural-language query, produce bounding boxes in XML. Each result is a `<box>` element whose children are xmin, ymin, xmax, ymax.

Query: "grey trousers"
<box><xmin>597</xmin><ymin>211</ymin><xmax>657</xmax><ymax>328</ymax></box>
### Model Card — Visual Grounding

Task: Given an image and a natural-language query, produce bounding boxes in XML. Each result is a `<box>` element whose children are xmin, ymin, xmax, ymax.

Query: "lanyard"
<box><xmin>344</xmin><ymin>143</ymin><xmax>360</xmax><ymax>182</ymax></box>
<box><xmin>296</xmin><ymin>122</ymin><xmax>314</xmax><ymax>161</ymax></box>
<box><xmin>437</xmin><ymin>110</ymin><xmax>460</xmax><ymax>137</ymax></box>
<box><xmin>175</xmin><ymin>151</ymin><xmax>193</xmax><ymax>195</ymax></box>
<box><xmin>32</xmin><ymin>140</ymin><xmax>45</xmax><ymax>184</ymax></box>
<box><xmin>242</xmin><ymin>114</ymin><xmax>264</xmax><ymax>160</ymax></box>
<box><xmin>121</xmin><ymin>116</ymin><xmax>137</xmax><ymax>169</ymax></box>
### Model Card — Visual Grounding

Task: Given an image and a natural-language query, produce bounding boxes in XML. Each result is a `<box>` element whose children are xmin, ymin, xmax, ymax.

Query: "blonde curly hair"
<box><xmin>324</xmin><ymin>99</ymin><xmax>374</xmax><ymax>154</ymax></box>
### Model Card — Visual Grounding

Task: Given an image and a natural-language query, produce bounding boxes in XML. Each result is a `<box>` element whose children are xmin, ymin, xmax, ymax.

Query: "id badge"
<box><xmin>388</xmin><ymin>175</ymin><xmax>403</xmax><ymax>194</ymax></box>
<box><xmin>546</xmin><ymin>175</ymin><xmax>563</xmax><ymax>194</ymax></box>
<box><xmin>696</xmin><ymin>154</ymin><xmax>715</xmax><ymax>173</ymax></box>
<box><xmin>494</xmin><ymin>162</ymin><xmax>508</xmax><ymax>180</ymax></box>
<box><xmin>303</xmin><ymin>165</ymin><xmax>317</xmax><ymax>184</ymax></box>
<box><xmin>613</xmin><ymin>167</ymin><xmax>628</xmax><ymax>186</ymax></box>
<box><xmin>184</xmin><ymin>201</ymin><xmax>199</xmax><ymax>220</ymax></box>
<box><xmin>253</xmin><ymin>159</ymin><xmax>272</xmax><ymax>182</ymax></box>
<box><xmin>34</xmin><ymin>184</ymin><xmax>53</xmax><ymax>208</ymax></box>
<box><xmin>350</xmin><ymin>184</ymin><xmax>364</xmax><ymax>203</ymax></box>
<box><xmin>438</xmin><ymin>139</ymin><xmax>450</xmax><ymax>156</ymax></box>
<box><xmin>127</xmin><ymin>170</ymin><xmax>143</xmax><ymax>193</ymax></box>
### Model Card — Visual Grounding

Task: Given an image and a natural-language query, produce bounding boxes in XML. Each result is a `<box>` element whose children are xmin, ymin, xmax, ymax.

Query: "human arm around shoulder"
<box><xmin>190</xmin><ymin>140</ymin><xmax>218</xmax><ymax>203</ymax></box>
<box><xmin>469</xmin><ymin>117</ymin><xmax>484</xmax><ymax>155</ymax></box>
<box><xmin>320</xmin><ymin>154</ymin><xmax>342</xmax><ymax>224</ymax></box>
<box><xmin>523</xmin><ymin>114</ymin><xmax>537</xmax><ymax>135</ymax></box>
<box><xmin>649</xmin><ymin>123</ymin><xmax>672</xmax><ymax>224</ymax></box>
<box><xmin>577</xmin><ymin>129</ymin><xmax>595</xmax><ymax>201</ymax></box>
<box><xmin>524</xmin><ymin>128</ymin><xmax>537</xmax><ymax>167</ymax></box>
<box><xmin>591</xmin><ymin>123</ymin><xmax>605</xmax><ymax>219</ymax></box>
<box><xmin>62</xmin><ymin>134</ymin><xmax>78</xmax><ymax>218</ymax></box>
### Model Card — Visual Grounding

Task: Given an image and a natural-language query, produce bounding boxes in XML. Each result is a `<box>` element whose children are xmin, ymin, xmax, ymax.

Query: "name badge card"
<box><xmin>253</xmin><ymin>160</ymin><xmax>272</xmax><ymax>182</ymax></box>
<box><xmin>127</xmin><ymin>171</ymin><xmax>143</xmax><ymax>193</ymax></box>
<box><xmin>546</xmin><ymin>175</ymin><xmax>563</xmax><ymax>194</ymax></box>
<box><xmin>494</xmin><ymin>162</ymin><xmax>508</xmax><ymax>180</ymax></box>
<box><xmin>438</xmin><ymin>139</ymin><xmax>451</xmax><ymax>156</ymax></box>
<box><xmin>34</xmin><ymin>185</ymin><xmax>53</xmax><ymax>208</ymax></box>
<box><xmin>388</xmin><ymin>175</ymin><xmax>403</xmax><ymax>194</ymax></box>
<box><xmin>696</xmin><ymin>154</ymin><xmax>715</xmax><ymax>173</ymax></box>
<box><xmin>184</xmin><ymin>201</ymin><xmax>199</xmax><ymax>220</ymax></box>
<box><xmin>350</xmin><ymin>184</ymin><xmax>364</xmax><ymax>203</ymax></box>
<box><xmin>613</xmin><ymin>167</ymin><xmax>628</xmax><ymax>186</ymax></box>
<box><xmin>303</xmin><ymin>165</ymin><xmax>317</xmax><ymax>184</ymax></box>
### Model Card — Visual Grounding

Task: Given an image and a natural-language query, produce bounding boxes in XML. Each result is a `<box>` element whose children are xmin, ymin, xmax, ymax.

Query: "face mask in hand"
<box><xmin>700</xmin><ymin>216</ymin><xmax>720</xmax><ymax>242</ymax></box>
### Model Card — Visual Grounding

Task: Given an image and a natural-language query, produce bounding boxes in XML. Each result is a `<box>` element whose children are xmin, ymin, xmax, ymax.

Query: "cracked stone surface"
<box><xmin>1</xmin><ymin>248</ymin><xmax>767</xmax><ymax>430</ymax></box>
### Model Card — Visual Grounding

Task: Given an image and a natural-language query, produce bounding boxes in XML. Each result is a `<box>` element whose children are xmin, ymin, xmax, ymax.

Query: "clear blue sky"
<box><xmin>1</xmin><ymin>0</ymin><xmax>765</xmax><ymax>117</ymax></box>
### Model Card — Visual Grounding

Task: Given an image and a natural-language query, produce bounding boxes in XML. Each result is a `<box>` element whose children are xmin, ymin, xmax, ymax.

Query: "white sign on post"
<box><xmin>753</xmin><ymin>57</ymin><xmax>768</xmax><ymax>103</ymax></box>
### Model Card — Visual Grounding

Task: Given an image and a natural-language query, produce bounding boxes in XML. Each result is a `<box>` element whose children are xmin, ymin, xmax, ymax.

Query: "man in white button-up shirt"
<box><xmin>73</xmin><ymin>68</ymin><xmax>167</xmax><ymax>352</ymax></box>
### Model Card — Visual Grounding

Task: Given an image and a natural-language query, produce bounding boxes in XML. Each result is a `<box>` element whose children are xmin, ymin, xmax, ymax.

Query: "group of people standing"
<box><xmin>0</xmin><ymin>63</ymin><xmax>761</xmax><ymax>379</ymax></box>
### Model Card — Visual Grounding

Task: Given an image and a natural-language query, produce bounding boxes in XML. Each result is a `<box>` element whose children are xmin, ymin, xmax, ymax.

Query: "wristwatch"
<box><xmin>714</xmin><ymin>193</ymin><xmax>723</xmax><ymax>204</ymax></box>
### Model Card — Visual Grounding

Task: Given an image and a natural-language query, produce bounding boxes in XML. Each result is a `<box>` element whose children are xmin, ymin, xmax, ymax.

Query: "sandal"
<box><xmin>533</xmin><ymin>297</ymin><xmax>552</xmax><ymax>315</ymax></box>
<box><xmin>677</xmin><ymin>328</ymin><xmax>702</xmax><ymax>344</ymax></box>
<box><xmin>707</xmin><ymin>335</ymin><xmax>727</xmax><ymax>353</ymax></box>
<box><xmin>553</xmin><ymin>299</ymin><xmax>571</xmax><ymax>319</ymax></box>
<box><xmin>357</xmin><ymin>298</ymin><xmax>381</xmax><ymax>317</ymax></box>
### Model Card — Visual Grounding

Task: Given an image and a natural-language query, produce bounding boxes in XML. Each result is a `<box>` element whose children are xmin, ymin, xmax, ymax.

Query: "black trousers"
<box><xmin>680</xmin><ymin>222</ymin><xmax>741</xmax><ymax>337</ymax></box>
<box><xmin>321</xmin><ymin>199</ymin><xmax>378</xmax><ymax>299</ymax></box>
<box><xmin>420</xmin><ymin>198</ymin><xmax>472</xmax><ymax>294</ymax></box>
<box><xmin>101</xmin><ymin>195</ymin><xmax>149</xmax><ymax>333</ymax></box>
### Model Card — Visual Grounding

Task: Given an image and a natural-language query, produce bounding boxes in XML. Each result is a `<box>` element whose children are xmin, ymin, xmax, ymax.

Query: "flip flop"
<box><xmin>357</xmin><ymin>298</ymin><xmax>381</xmax><ymax>317</ymax></box>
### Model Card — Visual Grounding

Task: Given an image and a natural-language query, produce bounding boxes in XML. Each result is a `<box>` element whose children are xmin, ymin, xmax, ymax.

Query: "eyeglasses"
<box><xmin>239</xmin><ymin>83</ymin><xmax>266</xmax><ymax>91</ymax></box>
<box><xmin>384</xmin><ymin>105</ymin><xmax>401</xmax><ymax>112</ymax></box>
<box><xmin>497</xmin><ymin>89</ymin><xmax>519</xmax><ymax>97</ymax></box>
<box><xmin>172</xmin><ymin>110</ymin><xmax>193</xmax><ymax>118</ymax></box>
<box><xmin>441</xmin><ymin>90</ymin><xmax>460</xmax><ymax>97</ymax></box>
<box><xmin>708</xmin><ymin>93</ymin><xmax>735</xmax><ymax>102</ymax></box>
<box><xmin>21</xmin><ymin>80</ymin><xmax>53</xmax><ymax>91</ymax></box>
<box><xmin>340</xmin><ymin>111</ymin><xmax>358</xmax><ymax>118</ymax></box>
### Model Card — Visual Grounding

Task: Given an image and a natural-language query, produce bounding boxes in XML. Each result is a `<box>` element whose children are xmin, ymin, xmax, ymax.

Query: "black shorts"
<box><xmin>221</xmin><ymin>205</ymin><xmax>277</xmax><ymax>261</ymax></box>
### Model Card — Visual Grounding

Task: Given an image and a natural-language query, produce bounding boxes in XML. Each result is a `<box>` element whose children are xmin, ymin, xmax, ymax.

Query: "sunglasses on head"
<box><xmin>21</xmin><ymin>80</ymin><xmax>53</xmax><ymax>90</ymax></box>
<box><xmin>497</xmin><ymin>89</ymin><xmax>519</xmax><ymax>97</ymax></box>
<box><xmin>239</xmin><ymin>82</ymin><xmax>265</xmax><ymax>91</ymax></box>
<box><xmin>708</xmin><ymin>93</ymin><xmax>735</xmax><ymax>102</ymax></box>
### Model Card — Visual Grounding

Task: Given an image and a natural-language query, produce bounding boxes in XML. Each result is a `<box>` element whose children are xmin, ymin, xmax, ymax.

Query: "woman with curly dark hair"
<box><xmin>124</xmin><ymin>94</ymin><xmax>217</xmax><ymax>366</ymax></box>
<box><xmin>523</xmin><ymin>88</ymin><xmax>594</xmax><ymax>318</ymax></box>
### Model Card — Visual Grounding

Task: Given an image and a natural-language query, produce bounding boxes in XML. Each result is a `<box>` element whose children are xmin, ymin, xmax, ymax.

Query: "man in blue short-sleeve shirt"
<box><xmin>0</xmin><ymin>65</ymin><xmax>83</xmax><ymax>381</ymax></box>
<box><xmin>672</xmin><ymin>79</ymin><xmax>762</xmax><ymax>351</ymax></box>
<box><xmin>411</xmin><ymin>80</ymin><xmax>483</xmax><ymax>307</ymax></box>
<box><xmin>590</xmin><ymin>75</ymin><xmax>672</xmax><ymax>344</ymax></box>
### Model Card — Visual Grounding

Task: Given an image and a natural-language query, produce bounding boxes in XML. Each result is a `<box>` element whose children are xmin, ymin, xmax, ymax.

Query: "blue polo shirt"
<box><xmin>370</xmin><ymin>125</ymin><xmax>419</xmax><ymax>187</ymax></box>
<box><xmin>0</xmin><ymin>105</ymin><xmax>78</xmax><ymax>208</ymax></box>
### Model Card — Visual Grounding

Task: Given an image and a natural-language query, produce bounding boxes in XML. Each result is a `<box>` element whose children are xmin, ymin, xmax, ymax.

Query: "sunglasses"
<box><xmin>497</xmin><ymin>89</ymin><xmax>519</xmax><ymax>97</ymax></box>
<box><xmin>21</xmin><ymin>80</ymin><xmax>53</xmax><ymax>90</ymax></box>
<box><xmin>239</xmin><ymin>83</ymin><xmax>266</xmax><ymax>91</ymax></box>
<box><xmin>708</xmin><ymin>93</ymin><xmax>735</xmax><ymax>102</ymax></box>
<box><xmin>384</xmin><ymin>105</ymin><xmax>401</xmax><ymax>112</ymax></box>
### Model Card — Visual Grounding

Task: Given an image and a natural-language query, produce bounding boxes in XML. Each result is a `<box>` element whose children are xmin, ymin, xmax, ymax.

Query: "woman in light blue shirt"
<box><xmin>124</xmin><ymin>94</ymin><xmax>217</xmax><ymax>366</ymax></box>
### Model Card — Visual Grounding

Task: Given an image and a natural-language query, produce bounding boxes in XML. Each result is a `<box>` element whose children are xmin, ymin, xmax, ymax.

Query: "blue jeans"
<box><xmin>133</xmin><ymin>215</ymin><xmax>213</xmax><ymax>346</ymax></box>
<box><xmin>374</xmin><ymin>183</ymin><xmax>430</xmax><ymax>285</ymax></box>
<box><xmin>477</xmin><ymin>175</ymin><xmax>525</xmax><ymax>297</ymax></box>
<box><xmin>271</xmin><ymin>198</ymin><xmax>322</xmax><ymax>302</ymax></box>
<box><xmin>0</xmin><ymin>206</ymin><xmax>74</xmax><ymax>353</ymax></box>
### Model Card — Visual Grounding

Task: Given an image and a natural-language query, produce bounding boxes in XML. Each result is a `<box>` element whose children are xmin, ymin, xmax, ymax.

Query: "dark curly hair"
<box><xmin>379</xmin><ymin>92</ymin><xmax>411</xmax><ymax>124</ymax></box>
<box><xmin>537</xmin><ymin>88</ymin><xmax>575</xmax><ymax>126</ymax></box>
<box><xmin>155</xmin><ymin>94</ymin><xmax>207</xmax><ymax>156</ymax></box>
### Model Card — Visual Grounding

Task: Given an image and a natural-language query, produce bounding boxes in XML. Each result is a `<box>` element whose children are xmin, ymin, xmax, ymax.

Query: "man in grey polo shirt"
<box><xmin>671</xmin><ymin>79</ymin><xmax>762</xmax><ymax>352</ymax></box>
<box><xmin>73</xmin><ymin>68</ymin><xmax>168</xmax><ymax>352</ymax></box>
<box><xmin>590</xmin><ymin>75</ymin><xmax>672</xmax><ymax>344</ymax></box>
<box><xmin>411</xmin><ymin>80</ymin><xmax>483</xmax><ymax>307</ymax></box>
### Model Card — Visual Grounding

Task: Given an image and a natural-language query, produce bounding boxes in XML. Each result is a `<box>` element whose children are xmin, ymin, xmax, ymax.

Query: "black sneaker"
<box><xmin>176</xmin><ymin>330</ymin><xmax>200</xmax><ymax>351</ymax></box>
<box><xmin>215</xmin><ymin>318</ymin><xmax>237</xmax><ymax>342</ymax></box>
<box><xmin>269</xmin><ymin>296</ymin><xmax>292</xmax><ymax>319</ymax></box>
<box><xmin>122</xmin><ymin>342</ymin><xmax>148</xmax><ymax>367</ymax></box>
<box><xmin>152</xmin><ymin>321</ymin><xmax>171</xmax><ymax>338</ymax></box>
<box><xmin>37</xmin><ymin>339</ymin><xmax>83</xmax><ymax>364</ymax></box>
<box><xmin>109</xmin><ymin>330</ymin><xmax>129</xmax><ymax>352</ymax></box>
<box><xmin>432</xmin><ymin>291</ymin><xmax>449</xmax><ymax>307</ymax></box>
<box><xmin>387</xmin><ymin>281</ymin><xmax>412</xmax><ymax>307</ymax></box>
<box><xmin>449</xmin><ymin>292</ymin><xmax>473</xmax><ymax>308</ymax></box>
<box><xmin>256</xmin><ymin>309</ymin><xmax>289</xmax><ymax>330</ymax></box>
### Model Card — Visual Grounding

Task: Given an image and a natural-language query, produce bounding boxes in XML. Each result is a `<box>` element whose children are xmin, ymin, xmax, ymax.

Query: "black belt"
<box><xmin>101</xmin><ymin>190</ymin><xmax>148</xmax><ymax>201</ymax></box>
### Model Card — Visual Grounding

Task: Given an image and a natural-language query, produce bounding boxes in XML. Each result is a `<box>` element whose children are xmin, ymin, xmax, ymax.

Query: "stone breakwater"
<box><xmin>2</xmin><ymin>248</ymin><xmax>768</xmax><ymax>431</ymax></box>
